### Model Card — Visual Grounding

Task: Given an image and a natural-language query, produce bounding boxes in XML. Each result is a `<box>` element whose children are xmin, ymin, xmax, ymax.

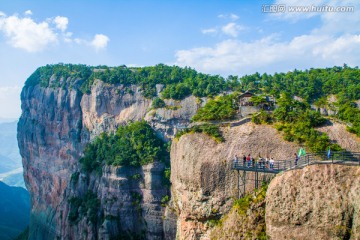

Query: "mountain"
<box><xmin>0</xmin><ymin>181</ymin><xmax>30</xmax><ymax>240</ymax></box>
<box><xmin>18</xmin><ymin>64</ymin><xmax>360</xmax><ymax>239</ymax></box>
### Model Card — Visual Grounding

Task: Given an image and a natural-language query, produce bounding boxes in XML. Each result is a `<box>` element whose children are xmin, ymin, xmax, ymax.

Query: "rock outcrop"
<box><xmin>18</xmin><ymin>79</ymin><xmax>203</xmax><ymax>239</ymax></box>
<box><xmin>170</xmin><ymin>122</ymin><xmax>300</xmax><ymax>240</ymax></box>
<box><xmin>317</xmin><ymin>121</ymin><xmax>360</xmax><ymax>152</ymax></box>
<box><xmin>266</xmin><ymin>164</ymin><xmax>360</xmax><ymax>240</ymax></box>
<box><xmin>18</xmin><ymin>74</ymin><xmax>360</xmax><ymax>240</ymax></box>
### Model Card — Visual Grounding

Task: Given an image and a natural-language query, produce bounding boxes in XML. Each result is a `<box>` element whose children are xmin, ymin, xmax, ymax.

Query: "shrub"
<box><xmin>152</xmin><ymin>97</ymin><xmax>166</xmax><ymax>109</ymax></box>
<box><xmin>68</xmin><ymin>191</ymin><xmax>100</xmax><ymax>224</ymax></box>
<box><xmin>192</xmin><ymin>94</ymin><xmax>238</xmax><ymax>122</ymax></box>
<box><xmin>79</xmin><ymin>121</ymin><xmax>168</xmax><ymax>173</ymax></box>
<box><xmin>175</xmin><ymin>124</ymin><xmax>224</xmax><ymax>143</ymax></box>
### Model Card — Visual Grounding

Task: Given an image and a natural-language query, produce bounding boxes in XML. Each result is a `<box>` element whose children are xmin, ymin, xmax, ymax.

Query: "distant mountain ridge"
<box><xmin>0</xmin><ymin>181</ymin><xmax>30</xmax><ymax>240</ymax></box>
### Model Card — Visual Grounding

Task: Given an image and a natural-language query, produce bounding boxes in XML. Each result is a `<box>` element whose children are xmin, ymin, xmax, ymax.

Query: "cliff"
<box><xmin>266</xmin><ymin>164</ymin><xmax>360</xmax><ymax>240</ymax></box>
<box><xmin>18</xmin><ymin>67</ymin><xmax>360</xmax><ymax>240</ymax></box>
<box><xmin>170</xmin><ymin>122</ymin><xmax>300</xmax><ymax>239</ymax></box>
<box><xmin>18</xmin><ymin>79</ymin><xmax>203</xmax><ymax>239</ymax></box>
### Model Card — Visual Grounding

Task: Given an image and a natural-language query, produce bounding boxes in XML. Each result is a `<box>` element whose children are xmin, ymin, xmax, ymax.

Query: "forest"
<box><xmin>25</xmin><ymin>63</ymin><xmax>360</xmax><ymax>136</ymax></box>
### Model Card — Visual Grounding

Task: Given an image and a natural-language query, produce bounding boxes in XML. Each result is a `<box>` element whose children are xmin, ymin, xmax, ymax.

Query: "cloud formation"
<box><xmin>221</xmin><ymin>22</ymin><xmax>244</xmax><ymax>37</ymax></box>
<box><xmin>0</xmin><ymin>11</ymin><xmax>110</xmax><ymax>52</ymax></box>
<box><xmin>176</xmin><ymin>1</ymin><xmax>360</xmax><ymax>75</ymax></box>
<box><xmin>91</xmin><ymin>34</ymin><xmax>110</xmax><ymax>50</ymax></box>
<box><xmin>53</xmin><ymin>16</ymin><xmax>68</xmax><ymax>32</ymax></box>
<box><xmin>0</xmin><ymin>15</ymin><xmax>57</xmax><ymax>52</ymax></box>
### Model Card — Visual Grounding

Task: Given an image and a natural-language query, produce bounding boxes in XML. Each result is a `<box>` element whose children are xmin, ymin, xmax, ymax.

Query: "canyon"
<box><xmin>18</xmin><ymin>75</ymin><xmax>360</xmax><ymax>239</ymax></box>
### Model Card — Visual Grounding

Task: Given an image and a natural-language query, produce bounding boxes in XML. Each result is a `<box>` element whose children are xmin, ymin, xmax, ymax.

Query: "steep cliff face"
<box><xmin>170</xmin><ymin>122</ymin><xmax>300</xmax><ymax>240</ymax></box>
<box><xmin>266</xmin><ymin>164</ymin><xmax>360</xmax><ymax>240</ymax></box>
<box><xmin>18</xmin><ymin>79</ymin><xmax>202</xmax><ymax>239</ymax></box>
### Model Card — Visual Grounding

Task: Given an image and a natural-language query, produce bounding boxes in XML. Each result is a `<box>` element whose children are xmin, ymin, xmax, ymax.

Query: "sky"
<box><xmin>0</xmin><ymin>0</ymin><xmax>359</xmax><ymax>119</ymax></box>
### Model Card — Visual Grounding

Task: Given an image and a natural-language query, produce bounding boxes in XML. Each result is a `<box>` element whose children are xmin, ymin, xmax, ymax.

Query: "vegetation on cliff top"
<box><xmin>25</xmin><ymin>63</ymin><xmax>360</xmax><ymax>136</ymax></box>
<box><xmin>25</xmin><ymin>63</ymin><xmax>227</xmax><ymax>99</ymax></box>
<box><xmin>252</xmin><ymin>93</ymin><xmax>342</xmax><ymax>152</ymax></box>
<box><xmin>175</xmin><ymin>124</ymin><xmax>224</xmax><ymax>143</ymax></box>
<box><xmin>192</xmin><ymin>93</ymin><xmax>239</xmax><ymax>122</ymax></box>
<box><xmin>80</xmin><ymin>121</ymin><xmax>168</xmax><ymax>173</ymax></box>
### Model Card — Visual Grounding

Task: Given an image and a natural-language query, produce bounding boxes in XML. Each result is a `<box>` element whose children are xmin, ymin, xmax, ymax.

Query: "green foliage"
<box><xmin>272</xmin><ymin>94</ymin><xmax>341</xmax><ymax>152</ymax></box>
<box><xmin>14</xmin><ymin>227</ymin><xmax>29</xmax><ymax>240</ymax></box>
<box><xmin>234</xmin><ymin>184</ymin><xmax>268</xmax><ymax>216</ymax></box>
<box><xmin>131</xmin><ymin>191</ymin><xmax>142</xmax><ymax>207</ymax></box>
<box><xmin>249</xmin><ymin>95</ymin><xmax>267</xmax><ymax>106</ymax></box>
<box><xmin>337</xmin><ymin>102</ymin><xmax>360</xmax><ymax>137</ymax></box>
<box><xmin>70</xmin><ymin>172</ymin><xmax>80</xmax><ymax>185</ymax></box>
<box><xmin>252</xmin><ymin>110</ymin><xmax>273</xmax><ymax>124</ymax></box>
<box><xmin>26</xmin><ymin>63</ymin><xmax>228</xmax><ymax>99</ymax></box>
<box><xmin>161</xmin><ymin>83</ymin><xmax>191</xmax><ymax>100</ymax></box>
<box><xmin>25</xmin><ymin>63</ymin><xmax>92</xmax><ymax>88</ymax></box>
<box><xmin>192</xmin><ymin>94</ymin><xmax>238</xmax><ymax>122</ymax></box>
<box><xmin>160</xmin><ymin>195</ymin><xmax>170</xmax><ymax>206</ymax></box>
<box><xmin>175</xmin><ymin>124</ymin><xmax>224</xmax><ymax>143</ymax></box>
<box><xmin>80</xmin><ymin>121</ymin><xmax>168</xmax><ymax>173</ymax></box>
<box><xmin>68</xmin><ymin>191</ymin><xmax>100</xmax><ymax>224</ymax></box>
<box><xmin>237</xmin><ymin>65</ymin><xmax>360</xmax><ymax>102</ymax></box>
<box><xmin>152</xmin><ymin>97</ymin><xmax>166</xmax><ymax>109</ymax></box>
<box><xmin>162</xmin><ymin>168</ymin><xmax>171</xmax><ymax>187</ymax></box>
<box><xmin>130</xmin><ymin>173</ymin><xmax>142</xmax><ymax>181</ymax></box>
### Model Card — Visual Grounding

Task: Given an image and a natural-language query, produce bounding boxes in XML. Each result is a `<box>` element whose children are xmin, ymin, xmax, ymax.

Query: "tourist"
<box><xmin>270</xmin><ymin>157</ymin><xmax>274</xmax><ymax>169</ymax></box>
<box><xmin>247</xmin><ymin>154</ymin><xmax>251</xmax><ymax>167</ymax></box>
<box><xmin>243</xmin><ymin>155</ymin><xmax>246</xmax><ymax>166</ymax></box>
<box><xmin>258</xmin><ymin>156</ymin><xmax>263</xmax><ymax>168</ymax></box>
<box><xmin>234</xmin><ymin>154</ymin><xmax>239</xmax><ymax>165</ymax></box>
<box><xmin>294</xmin><ymin>153</ymin><xmax>299</xmax><ymax>166</ymax></box>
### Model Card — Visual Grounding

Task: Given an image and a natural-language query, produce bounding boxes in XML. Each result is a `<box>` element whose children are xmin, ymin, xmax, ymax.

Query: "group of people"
<box><xmin>233</xmin><ymin>153</ymin><xmax>300</xmax><ymax>170</ymax></box>
<box><xmin>233</xmin><ymin>154</ymin><xmax>275</xmax><ymax>169</ymax></box>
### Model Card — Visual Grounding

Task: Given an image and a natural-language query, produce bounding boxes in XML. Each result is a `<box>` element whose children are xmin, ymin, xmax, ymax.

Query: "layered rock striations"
<box><xmin>170</xmin><ymin>122</ymin><xmax>300</xmax><ymax>239</ymax></box>
<box><xmin>266</xmin><ymin>164</ymin><xmax>360</xmax><ymax>240</ymax></box>
<box><xmin>19</xmin><ymin>73</ymin><xmax>360</xmax><ymax>240</ymax></box>
<box><xmin>18</xmin><ymin>79</ymin><xmax>203</xmax><ymax>239</ymax></box>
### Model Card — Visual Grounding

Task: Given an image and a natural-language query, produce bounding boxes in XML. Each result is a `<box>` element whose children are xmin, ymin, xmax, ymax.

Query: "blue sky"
<box><xmin>0</xmin><ymin>0</ymin><xmax>359</xmax><ymax>119</ymax></box>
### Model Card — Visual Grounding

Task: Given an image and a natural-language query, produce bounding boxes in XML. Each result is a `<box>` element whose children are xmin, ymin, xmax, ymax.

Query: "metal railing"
<box><xmin>231</xmin><ymin>151</ymin><xmax>360</xmax><ymax>173</ymax></box>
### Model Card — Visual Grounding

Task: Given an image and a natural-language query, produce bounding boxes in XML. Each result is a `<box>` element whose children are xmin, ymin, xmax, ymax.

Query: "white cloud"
<box><xmin>218</xmin><ymin>13</ymin><xmax>239</xmax><ymax>21</ymax></box>
<box><xmin>53</xmin><ymin>16</ymin><xmax>68</xmax><ymax>32</ymax></box>
<box><xmin>90</xmin><ymin>34</ymin><xmax>109</xmax><ymax>50</ymax></box>
<box><xmin>221</xmin><ymin>22</ymin><xmax>244</xmax><ymax>37</ymax></box>
<box><xmin>0</xmin><ymin>11</ymin><xmax>110</xmax><ymax>53</ymax></box>
<box><xmin>0</xmin><ymin>15</ymin><xmax>57</xmax><ymax>52</ymax></box>
<box><xmin>230</xmin><ymin>14</ymin><xmax>239</xmax><ymax>21</ymax></box>
<box><xmin>201</xmin><ymin>28</ymin><xmax>217</xmax><ymax>34</ymax></box>
<box><xmin>175</xmin><ymin>0</ymin><xmax>360</xmax><ymax>75</ymax></box>
<box><xmin>175</xmin><ymin>34</ymin><xmax>360</xmax><ymax>75</ymax></box>
<box><xmin>24</xmin><ymin>10</ymin><xmax>32</xmax><ymax>16</ymax></box>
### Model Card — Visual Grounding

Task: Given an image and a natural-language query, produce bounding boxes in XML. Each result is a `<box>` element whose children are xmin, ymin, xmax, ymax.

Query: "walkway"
<box><xmin>231</xmin><ymin>151</ymin><xmax>360</xmax><ymax>198</ymax></box>
<box><xmin>231</xmin><ymin>151</ymin><xmax>360</xmax><ymax>174</ymax></box>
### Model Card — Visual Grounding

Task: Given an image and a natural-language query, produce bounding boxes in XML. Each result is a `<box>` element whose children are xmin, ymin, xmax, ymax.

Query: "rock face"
<box><xmin>266</xmin><ymin>164</ymin><xmax>360</xmax><ymax>240</ymax></box>
<box><xmin>170</xmin><ymin>122</ymin><xmax>300</xmax><ymax>240</ymax></box>
<box><xmin>18</xmin><ymin>79</ymin><xmax>203</xmax><ymax>239</ymax></box>
<box><xmin>19</xmin><ymin>75</ymin><xmax>360</xmax><ymax>240</ymax></box>
<box><xmin>317</xmin><ymin>121</ymin><xmax>360</xmax><ymax>152</ymax></box>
